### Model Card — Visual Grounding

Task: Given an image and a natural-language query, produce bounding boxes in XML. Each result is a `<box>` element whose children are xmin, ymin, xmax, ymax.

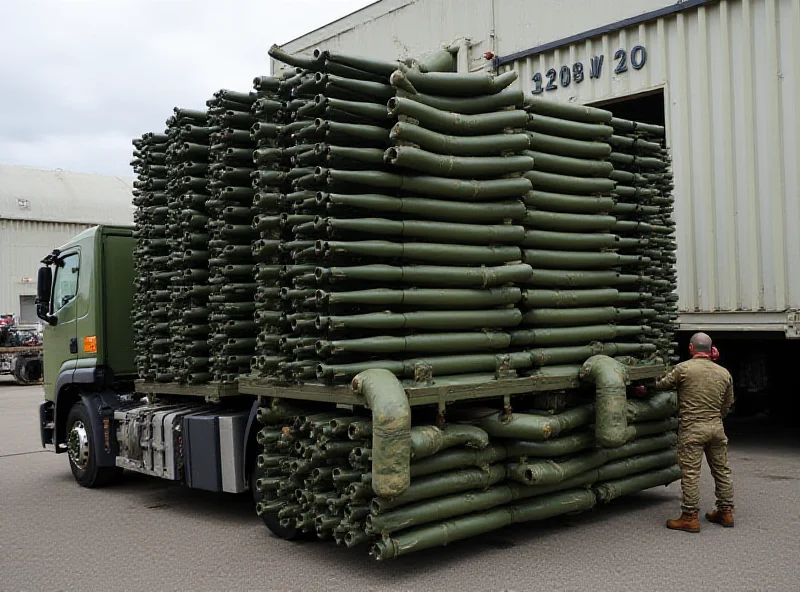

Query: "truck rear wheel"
<box><xmin>66</xmin><ymin>402</ymin><xmax>122</xmax><ymax>488</ymax></box>
<box><xmin>250</xmin><ymin>459</ymin><xmax>303</xmax><ymax>540</ymax></box>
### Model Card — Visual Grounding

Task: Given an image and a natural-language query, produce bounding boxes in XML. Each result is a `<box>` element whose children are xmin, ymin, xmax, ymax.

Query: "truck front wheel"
<box><xmin>66</xmin><ymin>402</ymin><xmax>122</xmax><ymax>488</ymax></box>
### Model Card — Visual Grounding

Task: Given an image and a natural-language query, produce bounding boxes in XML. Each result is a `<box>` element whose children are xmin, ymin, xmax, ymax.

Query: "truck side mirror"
<box><xmin>36</xmin><ymin>266</ymin><xmax>57</xmax><ymax>326</ymax></box>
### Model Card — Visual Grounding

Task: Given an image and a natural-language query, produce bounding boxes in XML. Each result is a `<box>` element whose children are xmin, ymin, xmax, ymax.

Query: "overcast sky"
<box><xmin>0</xmin><ymin>0</ymin><xmax>375</xmax><ymax>178</ymax></box>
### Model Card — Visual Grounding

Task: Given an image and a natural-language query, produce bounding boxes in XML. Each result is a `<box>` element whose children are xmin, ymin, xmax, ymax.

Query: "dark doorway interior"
<box><xmin>590</xmin><ymin>88</ymin><xmax>666</xmax><ymax>127</ymax></box>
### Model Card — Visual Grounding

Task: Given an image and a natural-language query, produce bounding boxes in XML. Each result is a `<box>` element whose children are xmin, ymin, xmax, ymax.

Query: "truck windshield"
<box><xmin>53</xmin><ymin>252</ymin><xmax>80</xmax><ymax>311</ymax></box>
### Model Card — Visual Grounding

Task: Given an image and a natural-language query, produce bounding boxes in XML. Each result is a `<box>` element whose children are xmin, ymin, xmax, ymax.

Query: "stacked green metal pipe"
<box><xmin>131</xmin><ymin>132</ymin><xmax>170</xmax><ymax>380</ymax></box>
<box><xmin>253</xmin><ymin>380</ymin><xmax>679</xmax><ymax>559</ymax></box>
<box><xmin>607</xmin><ymin>119</ymin><xmax>678</xmax><ymax>363</ymax></box>
<box><xmin>262</xmin><ymin>45</ymin><xmax>544</xmax><ymax>385</ymax></box>
<box><xmin>163</xmin><ymin>108</ymin><xmax>213</xmax><ymax>383</ymax></box>
<box><xmin>205</xmin><ymin>89</ymin><xmax>259</xmax><ymax>384</ymax></box>
<box><xmin>129</xmin><ymin>44</ymin><xmax>682</xmax><ymax>557</ymax></box>
<box><xmin>248</xmin><ymin>70</ymin><xmax>309</xmax><ymax>380</ymax></box>
<box><xmin>518</xmin><ymin>98</ymin><xmax>660</xmax><ymax>369</ymax></box>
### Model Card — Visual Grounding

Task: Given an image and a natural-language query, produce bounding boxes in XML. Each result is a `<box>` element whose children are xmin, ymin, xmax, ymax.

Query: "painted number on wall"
<box><xmin>531</xmin><ymin>45</ymin><xmax>646</xmax><ymax>94</ymax></box>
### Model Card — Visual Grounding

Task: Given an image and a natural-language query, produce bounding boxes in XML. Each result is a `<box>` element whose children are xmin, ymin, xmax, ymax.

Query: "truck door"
<box><xmin>43</xmin><ymin>250</ymin><xmax>81</xmax><ymax>393</ymax></box>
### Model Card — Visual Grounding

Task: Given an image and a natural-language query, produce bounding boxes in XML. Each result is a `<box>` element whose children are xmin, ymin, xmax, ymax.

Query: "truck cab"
<box><xmin>37</xmin><ymin>225</ymin><xmax>137</xmax><ymax>484</ymax></box>
<box><xmin>36</xmin><ymin>225</ymin><xmax>260</xmax><ymax>494</ymax></box>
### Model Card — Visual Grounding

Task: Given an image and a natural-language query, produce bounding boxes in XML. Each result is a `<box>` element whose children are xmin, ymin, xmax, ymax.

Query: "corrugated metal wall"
<box><xmin>502</xmin><ymin>0</ymin><xmax>800</xmax><ymax>316</ymax></box>
<box><xmin>0</xmin><ymin>220</ymin><xmax>90</xmax><ymax>319</ymax></box>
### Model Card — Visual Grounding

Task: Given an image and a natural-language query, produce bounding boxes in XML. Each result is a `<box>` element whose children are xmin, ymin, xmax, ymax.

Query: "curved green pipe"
<box><xmin>351</xmin><ymin>369</ymin><xmax>411</xmax><ymax>499</ymax></box>
<box><xmin>525</xmin><ymin>131</ymin><xmax>612</xmax><ymax>159</ymax></box>
<box><xmin>524</xmin><ymin>170</ymin><xmax>616</xmax><ymax>194</ymax></box>
<box><xmin>317</xmin><ymin>287</ymin><xmax>522</xmax><ymax>307</ymax></box>
<box><xmin>525</xmin><ymin>269</ymin><xmax>645</xmax><ymax>288</ymax></box>
<box><xmin>385</xmin><ymin>146</ymin><xmax>533</xmax><ymax>177</ymax></box>
<box><xmin>387</xmin><ymin>96</ymin><xmax>530</xmax><ymax>135</ymax></box>
<box><xmin>319</xmin><ymin>145</ymin><xmax>386</xmax><ymax>167</ymax></box>
<box><xmin>509</xmin><ymin>434</ymin><xmax>677</xmax><ymax>487</ymax></box>
<box><xmin>521</xmin><ymin>288</ymin><xmax>624</xmax><ymax>308</ymax></box>
<box><xmin>315</xmin><ymin>263</ymin><xmax>532</xmax><ymax>287</ymax></box>
<box><xmin>626</xmin><ymin>390</ymin><xmax>678</xmax><ymax>422</ymax></box>
<box><xmin>524</xmin><ymin>98</ymin><xmax>612</xmax><ymax>123</ymax></box>
<box><xmin>316</xmin><ymin>95</ymin><xmax>390</xmax><ymax>122</ymax></box>
<box><xmin>528</xmin><ymin>114</ymin><xmax>613</xmax><ymax>140</ymax></box>
<box><xmin>521</xmin><ymin>306</ymin><xmax>618</xmax><ymax>326</ymax></box>
<box><xmin>580</xmin><ymin>355</ymin><xmax>633</xmax><ymax>448</ymax></box>
<box><xmin>523</xmin><ymin>249</ymin><xmax>648</xmax><ymax>269</ymax></box>
<box><xmin>593</xmin><ymin>465</ymin><xmax>680</xmax><ymax>503</ymax></box>
<box><xmin>398</xmin><ymin>88</ymin><xmax>524</xmax><ymax>114</ymax></box>
<box><xmin>409</xmin><ymin>445</ymin><xmax>508</xmax><ymax>478</ymax></box>
<box><xmin>390</xmin><ymin>68</ymin><xmax>518</xmax><ymax>97</ymax></box>
<box><xmin>317</xmin><ymin>240</ymin><xmax>521</xmax><ymax>265</ymax></box>
<box><xmin>268</xmin><ymin>44</ymin><xmax>323</xmax><ymax>70</ymax></box>
<box><xmin>506</xmin><ymin>431</ymin><xmax>595</xmax><ymax>457</ymax></box>
<box><xmin>477</xmin><ymin>404</ymin><xmax>594</xmax><ymax>440</ymax></box>
<box><xmin>316</xmin><ymin>331</ymin><xmax>512</xmax><ymax>356</ymax></box>
<box><xmin>410</xmin><ymin>424</ymin><xmax>490</xmax><ymax>459</ymax></box>
<box><xmin>524</xmin><ymin>190</ymin><xmax>615</xmax><ymax>214</ymax></box>
<box><xmin>326</xmin><ymin>169</ymin><xmax>532</xmax><ymax>201</ymax></box>
<box><xmin>317</xmin><ymin>351</ymin><xmax>533</xmax><ymax>382</ymax></box>
<box><xmin>318</xmin><ymin>193</ymin><xmax>527</xmax><ymax>223</ymax></box>
<box><xmin>521</xmin><ymin>230</ymin><xmax>618</xmax><ymax>251</ymax></box>
<box><xmin>370</xmin><ymin>490</ymin><xmax>595</xmax><ymax>560</ymax></box>
<box><xmin>366</xmin><ymin>472</ymin><xmax>595</xmax><ymax>536</ymax></box>
<box><xmin>322</xmin><ymin>217</ymin><xmax>525</xmax><ymax>244</ymax></box>
<box><xmin>529</xmin><ymin>342</ymin><xmax>656</xmax><ymax>366</ymax></box>
<box><xmin>390</xmin><ymin>122</ymin><xmax>531</xmax><ymax>156</ymax></box>
<box><xmin>610</xmin><ymin>117</ymin><xmax>665</xmax><ymax>136</ymax></box>
<box><xmin>510</xmin><ymin>324</ymin><xmax>646</xmax><ymax>347</ymax></box>
<box><xmin>319</xmin><ymin>309</ymin><xmax>523</xmax><ymax>331</ymax></box>
<box><xmin>524</xmin><ymin>150</ymin><xmax>614</xmax><ymax>177</ymax></box>
<box><xmin>370</xmin><ymin>465</ymin><xmax>508</xmax><ymax>514</ymax></box>
<box><xmin>524</xmin><ymin>210</ymin><xmax>617</xmax><ymax>232</ymax></box>
<box><xmin>408</xmin><ymin>48</ymin><xmax>458</xmax><ymax>73</ymax></box>
<box><xmin>319</xmin><ymin>51</ymin><xmax>403</xmax><ymax>76</ymax></box>
<box><xmin>315</xmin><ymin>73</ymin><xmax>394</xmax><ymax>102</ymax></box>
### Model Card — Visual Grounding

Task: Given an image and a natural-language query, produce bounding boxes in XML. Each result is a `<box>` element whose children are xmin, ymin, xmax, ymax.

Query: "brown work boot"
<box><xmin>666</xmin><ymin>510</ymin><xmax>700</xmax><ymax>533</ymax></box>
<box><xmin>706</xmin><ymin>506</ymin><xmax>734</xmax><ymax>527</ymax></box>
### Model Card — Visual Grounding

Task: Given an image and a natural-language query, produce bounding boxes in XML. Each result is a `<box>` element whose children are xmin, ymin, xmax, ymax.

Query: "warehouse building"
<box><xmin>275</xmin><ymin>0</ymin><xmax>798</xmax><ymax>408</ymax></box>
<box><xmin>0</xmin><ymin>165</ymin><xmax>134</xmax><ymax>323</ymax></box>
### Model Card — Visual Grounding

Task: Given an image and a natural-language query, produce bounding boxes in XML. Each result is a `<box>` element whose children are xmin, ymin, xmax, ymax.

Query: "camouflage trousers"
<box><xmin>677</xmin><ymin>419</ymin><xmax>734</xmax><ymax>511</ymax></box>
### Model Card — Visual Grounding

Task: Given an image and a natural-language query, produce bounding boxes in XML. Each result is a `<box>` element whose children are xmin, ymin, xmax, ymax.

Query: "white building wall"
<box><xmin>0</xmin><ymin>220</ymin><xmax>91</xmax><ymax>321</ymax></box>
<box><xmin>275</xmin><ymin>0</ymin><xmax>494</xmax><ymax>74</ymax></box>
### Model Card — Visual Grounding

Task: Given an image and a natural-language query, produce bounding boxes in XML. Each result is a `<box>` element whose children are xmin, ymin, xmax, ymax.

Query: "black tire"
<box><xmin>66</xmin><ymin>402</ymin><xmax>122</xmax><ymax>488</ymax></box>
<box><xmin>13</xmin><ymin>355</ymin><xmax>42</xmax><ymax>386</ymax></box>
<box><xmin>250</xmin><ymin>457</ymin><xmax>303</xmax><ymax>540</ymax></box>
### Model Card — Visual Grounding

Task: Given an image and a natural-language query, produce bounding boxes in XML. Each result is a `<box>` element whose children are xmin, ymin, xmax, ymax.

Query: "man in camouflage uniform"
<box><xmin>653</xmin><ymin>332</ymin><xmax>735</xmax><ymax>532</ymax></box>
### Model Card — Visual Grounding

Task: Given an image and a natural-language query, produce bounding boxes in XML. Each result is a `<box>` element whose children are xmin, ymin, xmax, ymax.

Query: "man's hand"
<box><xmin>711</xmin><ymin>346</ymin><xmax>720</xmax><ymax>361</ymax></box>
<box><xmin>632</xmin><ymin>385</ymin><xmax>648</xmax><ymax>396</ymax></box>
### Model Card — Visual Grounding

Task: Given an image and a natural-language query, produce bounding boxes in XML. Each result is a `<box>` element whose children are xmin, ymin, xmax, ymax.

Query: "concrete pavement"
<box><xmin>1</xmin><ymin>377</ymin><xmax>798</xmax><ymax>592</ymax></box>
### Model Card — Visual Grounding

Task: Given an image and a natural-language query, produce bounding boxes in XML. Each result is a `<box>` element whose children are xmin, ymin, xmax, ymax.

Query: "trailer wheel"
<box><xmin>66</xmin><ymin>402</ymin><xmax>122</xmax><ymax>488</ymax></box>
<box><xmin>250</xmin><ymin>458</ymin><xmax>303</xmax><ymax>540</ymax></box>
<box><xmin>13</xmin><ymin>355</ymin><xmax>43</xmax><ymax>386</ymax></box>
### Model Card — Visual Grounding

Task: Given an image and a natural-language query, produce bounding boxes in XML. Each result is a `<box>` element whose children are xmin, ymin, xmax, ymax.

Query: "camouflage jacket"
<box><xmin>655</xmin><ymin>357</ymin><xmax>734</xmax><ymax>423</ymax></box>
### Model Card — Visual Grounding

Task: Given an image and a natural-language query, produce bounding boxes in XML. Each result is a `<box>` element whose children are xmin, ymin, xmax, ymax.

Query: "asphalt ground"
<box><xmin>1</xmin><ymin>376</ymin><xmax>798</xmax><ymax>592</ymax></box>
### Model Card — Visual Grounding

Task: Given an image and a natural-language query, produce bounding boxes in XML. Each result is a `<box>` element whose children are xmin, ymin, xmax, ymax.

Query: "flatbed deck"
<box><xmin>135</xmin><ymin>363</ymin><xmax>667</xmax><ymax>407</ymax></box>
<box><xmin>0</xmin><ymin>347</ymin><xmax>42</xmax><ymax>354</ymax></box>
<box><xmin>237</xmin><ymin>363</ymin><xmax>667</xmax><ymax>407</ymax></box>
<box><xmin>134</xmin><ymin>380</ymin><xmax>239</xmax><ymax>402</ymax></box>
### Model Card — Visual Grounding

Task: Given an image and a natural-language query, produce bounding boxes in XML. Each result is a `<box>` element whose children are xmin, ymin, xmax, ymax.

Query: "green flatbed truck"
<box><xmin>36</xmin><ymin>224</ymin><xmax>669</xmax><ymax>547</ymax></box>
